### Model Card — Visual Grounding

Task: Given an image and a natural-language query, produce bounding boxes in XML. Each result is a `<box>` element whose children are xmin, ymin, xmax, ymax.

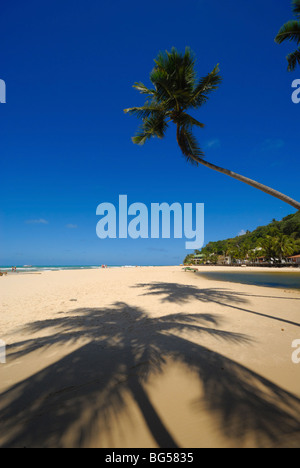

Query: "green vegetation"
<box><xmin>125</xmin><ymin>47</ymin><xmax>300</xmax><ymax>210</ymax></box>
<box><xmin>275</xmin><ymin>0</ymin><xmax>300</xmax><ymax>71</ymax></box>
<box><xmin>184</xmin><ymin>211</ymin><xmax>300</xmax><ymax>265</ymax></box>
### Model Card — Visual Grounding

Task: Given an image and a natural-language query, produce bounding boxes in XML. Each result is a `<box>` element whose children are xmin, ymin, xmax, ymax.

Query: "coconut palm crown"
<box><xmin>124</xmin><ymin>47</ymin><xmax>221</xmax><ymax>165</ymax></box>
<box><xmin>275</xmin><ymin>0</ymin><xmax>300</xmax><ymax>71</ymax></box>
<box><xmin>124</xmin><ymin>47</ymin><xmax>300</xmax><ymax>211</ymax></box>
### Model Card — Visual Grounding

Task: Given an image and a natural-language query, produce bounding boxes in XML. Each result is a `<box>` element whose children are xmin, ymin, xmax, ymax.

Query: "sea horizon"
<box><xmin>0</xmin><ymin>264</ymin><xmax>172</xmax><ymax>272</ymax></box>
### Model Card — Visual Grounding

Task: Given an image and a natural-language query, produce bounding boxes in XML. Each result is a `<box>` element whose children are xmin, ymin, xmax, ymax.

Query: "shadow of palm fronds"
<box><xmin>134</xmin><ymin>282</ymin><xmax>300</xmax><ymax>328</ymax></box>
<box><xmin>134</xmin><ymin>282</ymin><xmax>248</xmax><ymax>305</ymax></box>
<box><xmin>0</xmin><ymin>301</ymin><xmax>299</xmax><ymax>448</ymax></box>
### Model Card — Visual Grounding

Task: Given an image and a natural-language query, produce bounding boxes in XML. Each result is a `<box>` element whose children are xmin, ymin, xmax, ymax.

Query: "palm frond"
<box><xmin>144</xmin><ymin>113</ymin><xmax>169</xmax><ymax>139</ymax></box>
<box><xmin>124</xmin><ymin>102</ymin><xmax>168</xmax><ymax>120</ymax></box>
<box><xmin>132</xmin><ymin>132</ymin><xmax>152</xmax><ymax>146</ymax></box>
<box><xmin>132</xmin><ymin>113</ymin><xmax>169</xmax><ymax>145</ymax></box>
<box><xmin>293</xmin><ymin>0</ymin><xmax>300</xmax><ymax>17</ymax></box>
<box><xmin>154</xmin><ymin>47</ymin><xmax>196</xmax><ymax>82</ymax></box>
<box><xmin>177</xmin><ymin>126</ymin><xmax>205</xmax><ymax>165</ymax></box>
<box><xmin>173</xmin><ymin>112</ymin><xmax>205</xmax><ymax>129</ymax></box>
<box><xmin>189</xmin><ymin>64</ymin><xmax>222</xmax><ymax>108</ymax></box>
<box><xmin>287</xmin><ymin>48</ymin><xmax>300</xmax><ymax>71</ymax></box>
<box><xmin>275</xmin><ymin>20</ymin><xmax>300</xmax><ymax>44</ymax></box>
<box><xmin>132</xmin><ymin>82</ymin><xmax>156</xmax><ymax>96</ymax></box>
<box><xmin>152</xmin><ymin>76</ymin><xmax>175</xmax><ymax>104</ymax></box>
<box><xmin>150</xmin><ymin>48</ymin><xmax>198</xmax><ymax>110</ymax></box>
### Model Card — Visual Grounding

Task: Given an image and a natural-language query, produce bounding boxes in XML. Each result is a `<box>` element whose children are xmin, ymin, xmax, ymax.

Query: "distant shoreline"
<box><xmin>1</xmin><ymin>264</ymin><xmax>299</xmax><ymax>274</ymax></box>
<box><xmin>185</xmin><ymin>263</ymin><xmax>300</xmax><ymax>269</ymax></box>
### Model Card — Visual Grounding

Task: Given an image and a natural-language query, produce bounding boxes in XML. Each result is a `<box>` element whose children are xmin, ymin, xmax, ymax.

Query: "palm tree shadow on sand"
<box><xmin>1</xmin><ymin>299</ymin><xmax>300</xmax><ymax>448</ymax></box>
<box><xmin>134</xmin><ymin>281</ymin><xmax>300</xmax><ymax>328</ymax></box>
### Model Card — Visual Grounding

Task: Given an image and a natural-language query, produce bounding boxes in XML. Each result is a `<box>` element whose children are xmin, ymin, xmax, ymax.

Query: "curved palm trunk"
<box><xmin>175</xmin><ymin>123</ymin><xmax>300</xmax><ymax>211</ymax></box>
<box><xmin>196</xmin><ymin>158</ymin><xmax>300</xmax><ymax>211</ymax></box>
<box><xmin>176</xmin><ymin>125</ymin><xmax>300</xmax><ymax>210</ymax></box>
<box><xmin>197</xmin><ymin>159</ymin><xmax>300</xmax><ymax>210</ymax></box>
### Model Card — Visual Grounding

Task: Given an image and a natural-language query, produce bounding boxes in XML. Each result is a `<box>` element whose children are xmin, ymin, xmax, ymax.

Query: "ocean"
<box><xmin>0</xmin><ymin>265</ymin><xmax>137</xmax><ymax>273</ymax></box>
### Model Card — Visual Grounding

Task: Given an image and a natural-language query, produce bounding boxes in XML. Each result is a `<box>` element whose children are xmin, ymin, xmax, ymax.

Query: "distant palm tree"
<box><xmin>273</xmin><ymin>233</ymin><xmax>297</xmax><ymax>262</ymax></box>
<box><xmin>258</xmin><ymin>235</ymin><xmax>278</xmax><ymax>261</ymax></box>
<box><xmin>258</xmin><ymin>233</ymin><xmax>296</xmax><ymax>263</ymax></box>
<box><xmin>239</xmin><ymin>242</ymin><xmax>252</xmax><ymax>262</ymax></box>
<box><xmin>275</xmin><ymin>0</ymin><xmax>300</xmax><ymax>71</ymax></box>
<box><xmin>124</xmin><ymin>48</ymin><xmax>300</xmax><ymax>210</ymax></box>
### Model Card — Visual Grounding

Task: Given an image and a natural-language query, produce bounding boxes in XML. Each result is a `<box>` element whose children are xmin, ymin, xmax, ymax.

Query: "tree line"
<box><xmin>184</xmin><ymin>211</ymin><xmax>300</xmax><ymax>265</ymax></box>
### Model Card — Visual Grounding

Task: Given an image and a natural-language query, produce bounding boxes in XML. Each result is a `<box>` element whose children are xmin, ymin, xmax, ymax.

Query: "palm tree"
<box><xmin>124</xmin><ymin>48</ymin><xmax>300</xmax><ymax>211</ymax></box>
<box><xmin>239</xmin><ymin>242</ymin><xmax>252</xmax><ymax>263</ymax></box>
<box><xmin>258</xmin><ymin>235</ymin><xmax>277</xmax><ymax>261</ymax></box>
<box><xmin>275</xmin><ymin>0</ymin><xmax>300</xmax><ymax>71</ymax></box>
<box><xmin>273</xmin><ymin>233</ymin><xmax>297</xmax><ymax>262</ymax></box>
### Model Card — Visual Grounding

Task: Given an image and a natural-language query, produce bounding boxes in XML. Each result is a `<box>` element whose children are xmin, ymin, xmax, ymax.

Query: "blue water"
<box><xmin>0</xmin><ymin>265</ymin><xmax>123</xmax><ymax>273</ymax></box>
<box><xmin>0</xmin><ymin>265</ymin><xmax>146</xmax><ymax>273</ymax></box>
<box><xmin>198</xmin><ymin>270</ymin><xmax>300</xmax><ymax>290</ymax></box>
<box><xmin>0</xmin><ymin>265</ymin><xmax>99</xmax><ymax>272</ymax></box>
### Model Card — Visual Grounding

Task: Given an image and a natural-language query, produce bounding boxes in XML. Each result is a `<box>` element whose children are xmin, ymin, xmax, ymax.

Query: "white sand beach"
<box><xmin>0</xmin><ymin>266</ymin><xmax>300</xmax><ymax>448</ymax></box>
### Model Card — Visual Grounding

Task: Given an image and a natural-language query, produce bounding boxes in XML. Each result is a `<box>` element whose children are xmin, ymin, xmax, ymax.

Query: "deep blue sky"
<box><xmin>0</xmin><ymin>0</ymin><xmax>299</xmax><ymax>266</ymax></box>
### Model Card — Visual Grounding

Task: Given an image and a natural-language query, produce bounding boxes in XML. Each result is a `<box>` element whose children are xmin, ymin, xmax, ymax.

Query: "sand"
<box><xmin>0</xmin><ymin>266</ymin><xmax>299</xmax><ymax>448</ymax></box>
